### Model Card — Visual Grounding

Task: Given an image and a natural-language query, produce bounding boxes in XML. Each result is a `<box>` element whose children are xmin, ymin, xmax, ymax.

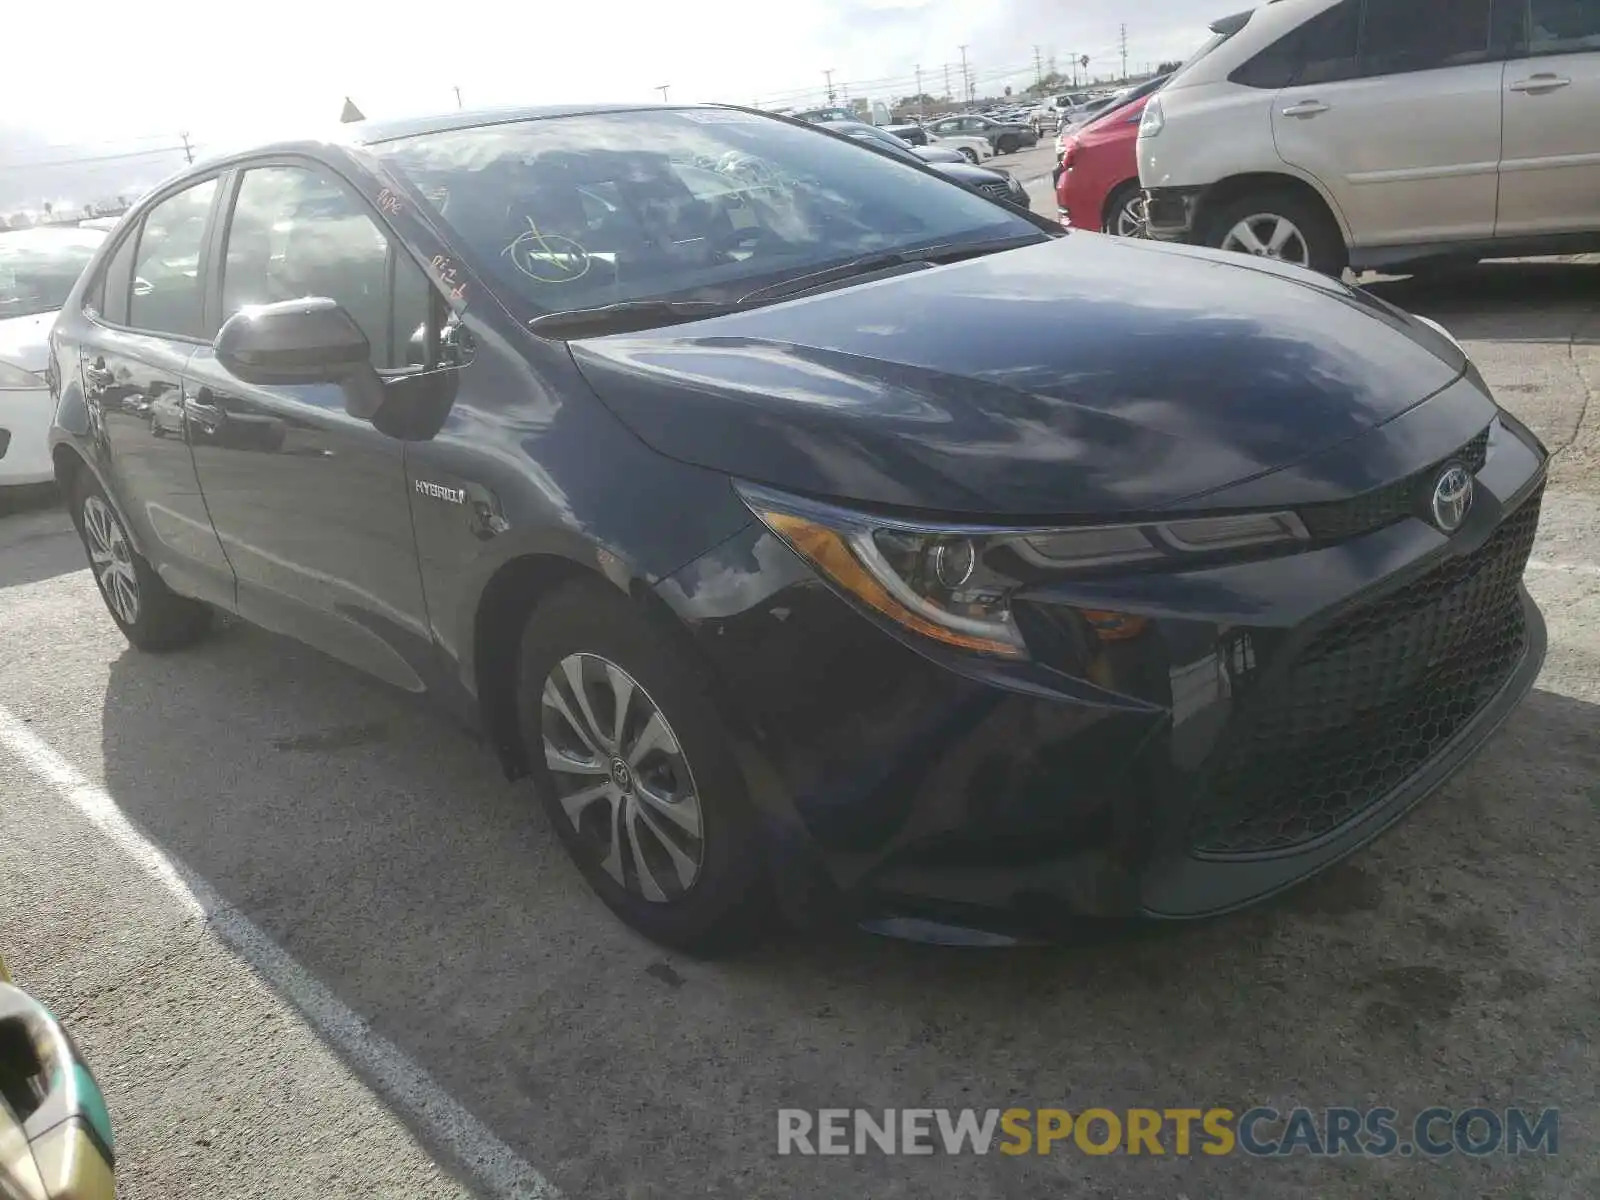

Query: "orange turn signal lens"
<box><xmin>760</xmin><ymin>511</ymin><xmax>1025</xmax><ymax>658</ymax></box>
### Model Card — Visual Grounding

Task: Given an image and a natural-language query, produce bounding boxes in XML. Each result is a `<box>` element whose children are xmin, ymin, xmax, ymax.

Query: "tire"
<box><xmin>71</xmin><ymin>470</ymin><xmax>211</xmax><ymax>651</ymax></box>
<box><xmin>958</xmin><ymin>147</ymin><xmax>980</xmax><ymax>164</ymax></box>
<box><xmin>1201</xmin><ymin>189</ymin><xmax>1346</xmax><ymax>276</ymax></box>
<box><xmin>996</xmin><ymin>135</ymin><xmax>1018</xmax><ymax>154</ymax></box>
<box><xmin>1101</xmin><ymin>182</ymin><xmax>1149</xmax><ymax>239</ymax></box>
<box><xmin>516</xmin><ymin>580</ymin><xmax>769</xmax><ymax>955</ymax></box>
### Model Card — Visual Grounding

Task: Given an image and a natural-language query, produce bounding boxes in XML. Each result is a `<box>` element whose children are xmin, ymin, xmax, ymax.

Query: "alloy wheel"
<box><xmin>1110</xmin><ymin>192</ymin><xmax>1150</xmax><ymax>239</ymax></box>
<box><xmin>82</xmin><ymin>495</ymin><xmax>140</xmax><ymax>625</ymax></box>
<box><xmin>541</xmin><ymin>653</ymin><xmax>704</xmax><ymax>902</ymax></box>
<box><xmin>1219</xmin><ymin>213</ymin><xmax>1309</xmax><ymax>266</ymax></box>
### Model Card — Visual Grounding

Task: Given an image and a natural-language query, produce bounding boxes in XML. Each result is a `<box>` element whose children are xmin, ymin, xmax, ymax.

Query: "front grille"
<box><xmin>1299</xmin><ymin>426</ymin><xmax>1491</xmax><ymax>542</ymax></box>
<box><xmin>975</xmin><ymin>181</ymin><xmax>1011</xmax><ymax>200</ymax></box>
<box><xmin>1189</xmin><ymin>485</ymin><xmax>1541</xmax><ymax>857</ymax></box>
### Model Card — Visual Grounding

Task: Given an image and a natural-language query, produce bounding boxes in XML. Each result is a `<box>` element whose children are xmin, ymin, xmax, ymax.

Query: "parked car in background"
<box><xmin>1033</xmin><ymin>92</ymin><xmax>1098</xmax><ymax>131</ymax></box>
<box><xmin>48</xmin><ymin>102</ymin><xmax>1551</xmax><ymax>955</ymax></box>
<box><xmin>1053</xmin><ymin>75</ymin><xmax>1172</xmax><ymax>236</ymax></box>
<box><xmin>925</xmin><ymin>114</ymin><xmax>1039</xmax><ymax>154</ymax></box>
<box><xmin>78</xmin><ymin>216</ymin><xmax>121</xmax><ymax>232</ymax></box>
<box><xmin>884</xmin><ymin>123</ymin><xmax>929</xmax><ymax>145</ymax></box>
<box><xmin>1</xmin><ymin>226</ymin><xmax>106</xmax><ymax>487</ymax></box>
<box><xmin>820</xmin><ymin>121</ymin><xmax>1032</xmax><ymax>208</ymax></box>
<box><xmin>1140</xmin><ymin>0</ymin><xmax>1600</xmax><ymax>274</ymax></box>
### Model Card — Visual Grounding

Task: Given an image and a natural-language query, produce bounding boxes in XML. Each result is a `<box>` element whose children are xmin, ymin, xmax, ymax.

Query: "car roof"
<box><xmin>348</xmin><ymin>102</ymin><xmax>715</xmax><ymax>145</ymax></box>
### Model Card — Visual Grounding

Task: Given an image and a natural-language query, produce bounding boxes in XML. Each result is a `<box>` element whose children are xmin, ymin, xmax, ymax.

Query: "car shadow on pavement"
<box><xmin>1364</xmin><ymin>260</ymin><xmax>1600</xmax><ymax>346</ymax></box>
<box><xmin>93</xmin><ymin>620</ymin><xmax>1600</xmax><ymax>1199</ymax></box>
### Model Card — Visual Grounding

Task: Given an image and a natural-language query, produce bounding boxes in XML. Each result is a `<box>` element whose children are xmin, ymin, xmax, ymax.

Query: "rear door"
<box><xmin>1270</xmin><ymin>0</ymin><xmax>1510</xmax><ymax>248</ymax></box>
<box><xmin>182</xmin><ymin>160</ymin><xmax>439</xmax><ymax>690</ymax></box>
<box><xmin>1496</xmin><ymin>0</ymin><xmax>1600</xmax><ymax>235</ymax></box>
<box><xmin>76</xmin><ymin>175</ymin><xmax>235</xmax><ymax>606</ymax></box>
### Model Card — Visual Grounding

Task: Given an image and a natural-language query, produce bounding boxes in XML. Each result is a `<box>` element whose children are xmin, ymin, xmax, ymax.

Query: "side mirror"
<box><xmin>214</xmin><ymin>298</ymin><xmax>385</xmax><ymax>420</ymax></box>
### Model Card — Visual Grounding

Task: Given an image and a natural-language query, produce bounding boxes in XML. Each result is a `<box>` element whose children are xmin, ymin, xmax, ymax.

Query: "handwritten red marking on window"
<box><xmin>430</xmin><ymin>255</ymin><xmax>468</xmax><ymax>305</ymax></box>
<box><xmin>376</xmin><ymin>188</ymin><xmax>402</xmax><ymax>217</ymax></box>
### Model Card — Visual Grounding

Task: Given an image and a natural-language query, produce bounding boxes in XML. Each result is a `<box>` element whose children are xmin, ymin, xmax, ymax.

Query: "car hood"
<box><xmin>0</xmin><ymin>312</ymin><xmax>55</xmax><ymax>373</ymax></box>
<box><xmin>569</xmin><ymin>235</ymin><xmax>1468</xmax><ymax>518</ymax></box>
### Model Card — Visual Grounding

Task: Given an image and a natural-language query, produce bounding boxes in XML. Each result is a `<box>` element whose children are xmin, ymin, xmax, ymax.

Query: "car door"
<box><xmin>1270</xmin><ymin>0</ymin><xmax>1511</xmax><ymax>248</ymax></box>
<box><xmin>182</xmin><ymin>160</ymin><xmax>439</xmax><ymax>691</ymax></box>
<box><xmin>75</xmin><ymin>175</ymin><xmax>236</xmax><ymax>607</ymax></box>
<box><xmin>1496</xmin><ymin>0</ymin><xmax>1600</xmax><ymax>236</ymax></box>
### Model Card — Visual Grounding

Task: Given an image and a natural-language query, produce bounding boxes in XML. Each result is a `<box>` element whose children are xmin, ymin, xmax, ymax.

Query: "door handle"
<box><xmin>1281</xmin><ymin>100</ymin><xmax>1330</xmax><ymax>117</ymax></box>
<box><xmin>83</xmin><ymin>359</ymin><xmax>114</xmax><ymax>391</ymax></box>
<box><xmin>1509</xmin><ymin>74</ymin><xmax>1571</xmax><ymax>93</ymax></box>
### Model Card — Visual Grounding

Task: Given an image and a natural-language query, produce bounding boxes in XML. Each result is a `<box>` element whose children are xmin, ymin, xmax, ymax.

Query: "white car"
<box><xmin>917</xmin><ymin>129</ymin><xmax>994</xmax><ymax>164</ymax></box>
<box><xmin>1</xmin><ymin>227</ymin><xmax>106</xmax><ymax>486</ymax></box>
<box><xmin>1139</xmin><ymin>0</ymin><xmax>1600</xmax><ymax>274</ymax></box>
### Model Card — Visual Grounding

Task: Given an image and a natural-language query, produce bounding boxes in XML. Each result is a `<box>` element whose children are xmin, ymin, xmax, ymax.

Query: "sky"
<box><xmin>0</xmin><ymin>0</ymin><xmax>1226</xmax><ymax>208</ymax></box>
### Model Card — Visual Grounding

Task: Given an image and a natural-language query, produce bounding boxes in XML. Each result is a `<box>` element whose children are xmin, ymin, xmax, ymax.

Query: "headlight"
<box><xmin>0</xmin><ymin>361</ymin><xmax>45</xmax><ymax>390</ymax></box>
<box><xmin>738</xmin><ymin>483</ymin><xmax>1308</xmax><ymax>660</ymax></box>
<box><xmin>1139</xmin><ymin>97</ymin><xmax>1164</xmax><ymax>139</ymax></box>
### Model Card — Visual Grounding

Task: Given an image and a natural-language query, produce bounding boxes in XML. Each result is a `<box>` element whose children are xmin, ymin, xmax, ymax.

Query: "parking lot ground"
<box><xmin>1</xmin><ymin>261</ymin><xmax>1597</xmax><ymax>1199</ymax></box>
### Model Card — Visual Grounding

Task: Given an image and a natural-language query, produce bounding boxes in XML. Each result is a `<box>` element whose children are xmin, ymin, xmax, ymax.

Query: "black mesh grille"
<box><xmin>1189</xmin><ymin>485</ymin><xmax>1541</xmax><ymax>857</ymax></box>
<box><xmin>1299</xmin><ymin>426</ymin><xmax>1491</xmax><ymax>542</ymax></box>
<box><xmin>975</xmin><ymin>181</ymin><xmax>1011</xmax><ymax>199</ymax></box>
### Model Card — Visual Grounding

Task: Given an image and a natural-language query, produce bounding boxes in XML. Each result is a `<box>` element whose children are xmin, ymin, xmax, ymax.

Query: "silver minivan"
<box><xmin>1138</xmin><ymin>0</ymin><xmax>1600</xmax><ymax>274</ymax></box>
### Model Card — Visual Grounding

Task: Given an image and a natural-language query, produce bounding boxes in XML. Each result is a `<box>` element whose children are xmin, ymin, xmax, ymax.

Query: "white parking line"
<box><xmin>0</xmin><ymin>703</ymin><xmax>561</xmax><ymax>1200</ymax></box>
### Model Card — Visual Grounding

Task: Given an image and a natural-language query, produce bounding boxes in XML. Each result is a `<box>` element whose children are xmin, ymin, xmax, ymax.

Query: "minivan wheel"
<box><xmin>515</xmin><ymin>580</ymin><xmax>769</xmax><ymax>954</ymax></box>
<box><xmin>72</xmin><ymin>472</ymin><xmax>211</xmax><ymax>650</ymax></box>
<box><xmin>1103</xmin><ymin>182</ymin><xmax>1149</xmax><ymax>239</ymax></box>
<box><xmin>1203</xmin><ymin>190</ymin><xmax>1346</xmax><ymax>276</ymax></box>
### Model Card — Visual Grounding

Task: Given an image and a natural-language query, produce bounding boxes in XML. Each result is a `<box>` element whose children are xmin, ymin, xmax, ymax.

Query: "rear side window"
<box><xmin>1360</xmin><ymin>0</ymin><xmax>1497</xmax><ymax>76</ymax></box>
<box><xmin>1231</xmin><ymin>0</ymin><xmax>1361</xmax><ymax>87</ymax></box>
<box><xmin>128</xmin><ymin>178</ymin><xmax>218</xmax><ymax>339</ymax></box>
<box><xmin>1528</xmin><ymin>0</ymin><xmax>1600</xmax><ymax>53</ymax></box>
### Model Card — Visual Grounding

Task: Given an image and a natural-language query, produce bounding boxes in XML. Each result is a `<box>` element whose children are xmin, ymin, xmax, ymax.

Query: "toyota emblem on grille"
<box><xmin>1430</xmin><ymin>464</ymin><xmax>1474</xmax><ymax>533</ymax></box>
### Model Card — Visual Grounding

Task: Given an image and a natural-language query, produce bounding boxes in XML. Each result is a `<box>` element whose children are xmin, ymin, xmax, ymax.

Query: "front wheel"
<box><xmin>958</xmin><ymin>147</ymin><xmax>979</xmax><ymax>164</ymax></box>
<box><xmin>516</xmin><ymin>581</ymin><xmax>769</xmax><ymax>954</ymax></box>
<box><xmin>1102</xmin><ymin>182</ymin><xmax>1149</xmax><ymax>239</ymax></box>
<box><xmin>1201</xmin><ymin>190</ymin><xmax>1346</xmax><ymax>276</ymax></box>
<box><xmin>72</xmin><ymin>471</ymin><xmax>211</xmax><ymax>650</ymax></box>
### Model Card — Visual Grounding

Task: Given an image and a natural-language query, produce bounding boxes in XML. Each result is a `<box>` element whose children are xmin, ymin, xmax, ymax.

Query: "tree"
<box><xmin>1157</xmin><ymin>60</ymin><xmax>1182</xmax><ymax>75</ymax></box>
<box><xmin>896</xmin><ymin>92</ymin><xmax>939</xmax><ymax>110</ymax></box>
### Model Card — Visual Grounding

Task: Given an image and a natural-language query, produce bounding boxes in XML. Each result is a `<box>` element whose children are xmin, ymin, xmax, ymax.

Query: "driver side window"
<box><xmin>219</xmin><ymin>165</ymin><xmax>431</xmax><ymax>371</ymax></box>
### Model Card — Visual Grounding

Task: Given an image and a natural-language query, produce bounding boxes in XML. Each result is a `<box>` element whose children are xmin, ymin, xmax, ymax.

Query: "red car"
<box><xmin>1055</xmin><ymin>76</ymin><xmax>1168</xmax><ymax>239</ymax></box>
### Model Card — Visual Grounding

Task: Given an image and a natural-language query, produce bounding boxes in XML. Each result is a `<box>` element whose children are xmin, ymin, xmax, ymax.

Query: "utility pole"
<box><xmin>655</xmin><ymin>84</ymin><xmax>670</xmax><ymax>101</ymax></box>
<box><xmin>915</xmin><ymin>64</ymin><xmax>923</xmax><ymax>116</ymax></box>
<box><xmin>942</xmin><ymin>62</ymin><xmax>951</xmax><ymax>100</ymax></box>
<box><xmin>180</xmin><ymin>132</ymin><xmax>193</xmax><ymax>164</ymax></box>
<box><xmin>823</xmin><ymin>69</ymin><xmax>836</xmax><ymax>104</ymax></box>
<box><xmin>453</xmin><ymin>86</ymin><xmax>463</xmax><ymax>109</ymax></box>
<box><xmin>1120</xmin><ymin>24</ymin><xmax>1129</xmax><ymax>82</ymax></box>
<box><xmin>1033</xmin><ymin>45</ymin><xmax>1043</xmax><ymax>86</ymax></box>
<box><xmin>959</xmin><ymin>45</ymin><xmax>970</xmax><ymax>104</ymax></box>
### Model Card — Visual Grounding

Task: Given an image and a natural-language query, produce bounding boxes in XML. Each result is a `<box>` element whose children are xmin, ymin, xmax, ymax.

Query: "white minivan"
<box><xmin>1138</xmin><ymin>0</ymin><xmax>1600</xmax><ymax>274</ymax></box>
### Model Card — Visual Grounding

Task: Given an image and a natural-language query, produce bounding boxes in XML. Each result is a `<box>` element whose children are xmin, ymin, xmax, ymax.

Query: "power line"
<box><xmin>0</xmin><ymin>145</ymin><xmax>186</xmax><ymax>172</ymax></box>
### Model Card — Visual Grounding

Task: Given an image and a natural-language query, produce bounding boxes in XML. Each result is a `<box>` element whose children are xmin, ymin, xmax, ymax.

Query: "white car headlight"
<box><xmin>1139</xmin><ymin>97</ymin><xmax>1164</xmax><ymax>139</ymax></box>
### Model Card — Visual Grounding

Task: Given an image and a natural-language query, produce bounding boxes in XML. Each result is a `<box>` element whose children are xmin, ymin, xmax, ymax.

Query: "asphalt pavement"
<box><xmin>1</xmin><ymin>258</ymin><xmax>1597</xmax><ymax>1200</ymax></box>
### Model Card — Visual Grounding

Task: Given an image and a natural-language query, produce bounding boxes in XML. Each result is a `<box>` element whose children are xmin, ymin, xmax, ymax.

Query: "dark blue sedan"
<box><xmin>47</xmin><ymin>104</ymin><xmax>1547</xmax><ymax>952</ymax></box>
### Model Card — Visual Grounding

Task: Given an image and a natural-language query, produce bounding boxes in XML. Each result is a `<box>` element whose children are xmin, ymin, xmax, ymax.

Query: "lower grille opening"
<box><xmin>1188</xmin><ymin>488</ymin><xmax>1541</xmax><ymax>858</ymax></box>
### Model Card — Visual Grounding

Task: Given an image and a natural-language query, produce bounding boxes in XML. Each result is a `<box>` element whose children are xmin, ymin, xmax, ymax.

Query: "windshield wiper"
<box><xmin>735</xmin><ymin>234</ymin><xmax>1046</xmax><ymax>307</ymax></box>
<box><xmin>528</xmin><ymin>298</ymin><xmax>739</xmax><ymax>338</ymax></box>
<box><xmin>526</xmin><ymin>234</ymin><xmax>1048</xmax><ymax>337</ymax></box>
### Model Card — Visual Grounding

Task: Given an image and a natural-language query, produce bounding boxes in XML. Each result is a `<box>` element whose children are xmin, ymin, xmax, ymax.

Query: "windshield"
<box><xmin>370</xmin><ymin>108</ymin><xmax>1038</xmax><ymax>317</ymax></box>
<box><xmin>0</xmin><ymin>228</ymin><xmax>105</xmax><ymax>320</ymax></box>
